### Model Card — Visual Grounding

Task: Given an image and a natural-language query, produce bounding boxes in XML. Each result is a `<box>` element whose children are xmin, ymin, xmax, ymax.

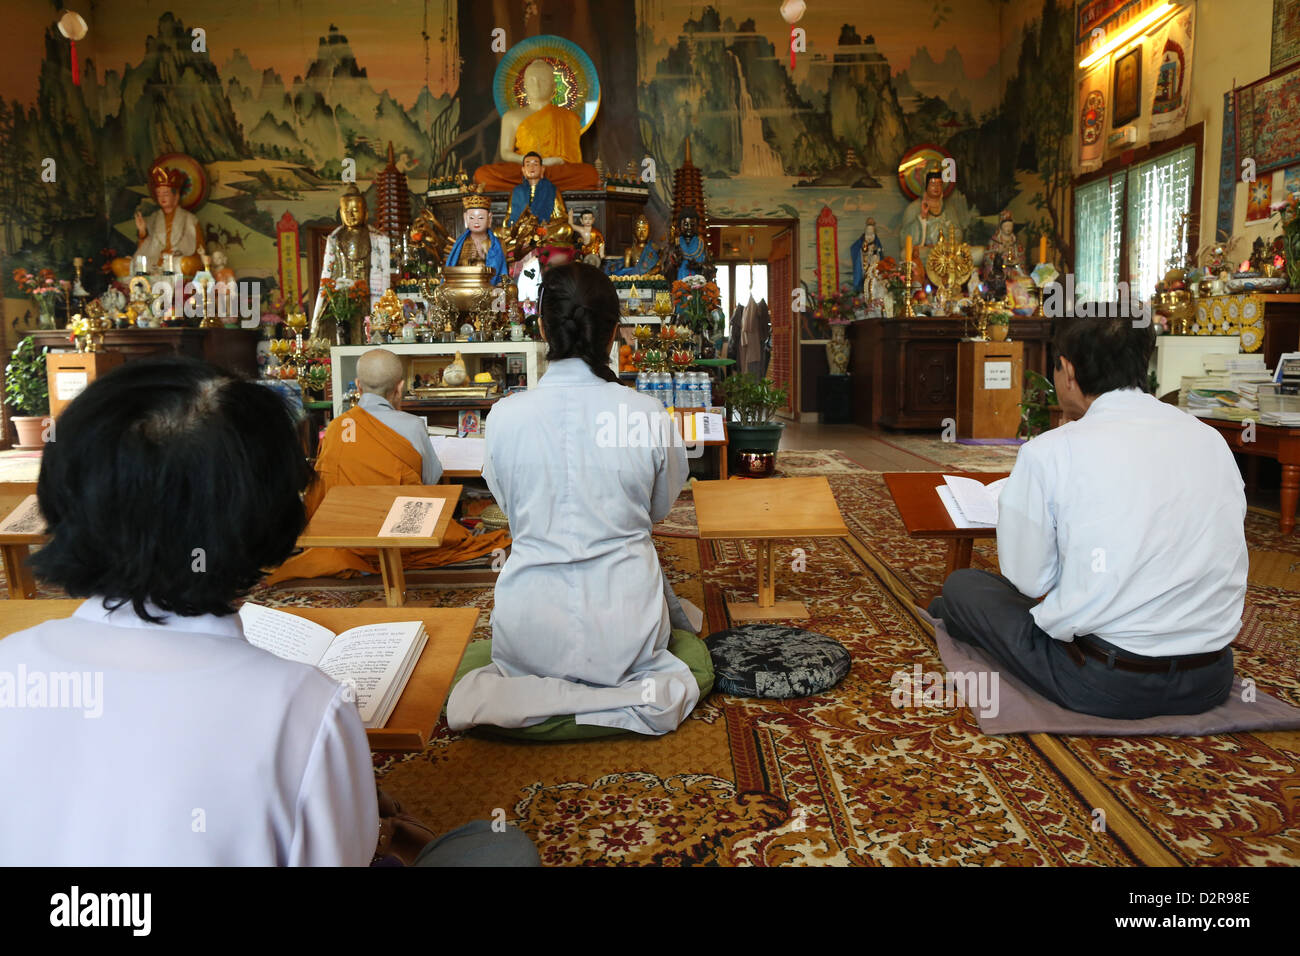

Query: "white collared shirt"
<box><xmin>997</xmin><ymin>388</ymin><xmax>1247</xmax><ymax>656</ymax></box>
<box><xmin>0</xmin><ymin>599</ymin><xmax>378</xmax><ymax>866</ymax></box>
<box><xmin>357</xmin><ymin>392</ymin><xmax>442</xmax><ymax>484</ymax></box>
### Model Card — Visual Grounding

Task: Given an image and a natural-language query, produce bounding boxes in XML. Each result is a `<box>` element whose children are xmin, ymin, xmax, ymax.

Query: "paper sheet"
<box><xmin>377</xmin><ymin>496</ymin><xmax>445</xmax><ymax>537</ymax></box>
<box><xmin>431</xmin><ymin>436</ymin><xmax>486</xmax><ymax>472</ymax></box>
<box><xmin>936</xmin><ymin>475</ymin><xmax>1009</xmax><ymax>529</ymax></box>
<box><xmin>0</xmin><ymin>495</ymin><xmax>45</xmax><ymax>535</ymax></box>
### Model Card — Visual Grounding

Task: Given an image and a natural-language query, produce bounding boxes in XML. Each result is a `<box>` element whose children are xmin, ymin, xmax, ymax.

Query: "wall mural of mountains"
<box><xmin>1</xmin><ymin>0</ymin><xmax>1070</xmax><ymax>330</ymax></box>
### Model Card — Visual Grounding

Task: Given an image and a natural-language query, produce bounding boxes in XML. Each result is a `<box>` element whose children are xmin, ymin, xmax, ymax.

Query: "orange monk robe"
<box><xmin>474</xmin><ymin>104</ymin><xmax>599</xmax><ymax>191</ymax></box>
<box><xmin>263</xmin><ymin>406</ymin><xmax>510</xmax><ymax>584</ymax></box>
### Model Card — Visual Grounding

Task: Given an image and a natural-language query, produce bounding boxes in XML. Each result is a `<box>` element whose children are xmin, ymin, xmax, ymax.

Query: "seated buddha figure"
<box><xmin>446</xmin><ymin>186</ymin><xmax>507</xmax><ymax>284</ymax></box>
<box><xmin>505</xmin><ymin>152</ymin><xmax>567</xmax><ymax>227</ymax></box>
<box><xmin>613</xmin><ymin>214</ymin><xmax>661</xmax><ymax>277</ymax></box>
<box><xmin>474</xmin><ymin>59</ymin><xmax>599</xmax><ymax>193</ymax></box>
<box><xmin>664</xmin><ymin>206</ymin><xmax>715</xmax><ymax>282</ymax></box>
<box><xmin>114</xmin><ymin>164</ymin><xmax>205</xmax><ymax>277</ymax></box>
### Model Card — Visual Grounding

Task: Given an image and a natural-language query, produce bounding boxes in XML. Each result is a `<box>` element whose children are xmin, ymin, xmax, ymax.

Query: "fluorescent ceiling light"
<box><xmin>1079</xmin><ymin>1</ymin><xmax>1178</xmax><ymax>70</ymax></box>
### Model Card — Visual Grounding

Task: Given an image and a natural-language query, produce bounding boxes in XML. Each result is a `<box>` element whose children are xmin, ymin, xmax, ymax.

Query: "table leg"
<box><xmin>724</xmin><ymin>539</ymin><xmax>809</xmax><ymax>621</ymax></box>
<box><xmin>1282</xmin><ymin>463</ymin><xmax>1298</xmax><ymax>535</ymax></box>
<box><xmin>718</xmin><ymin>445</ymin><xmax>728</xmax><ymax>480</ymax></box>
<box><xmin>2</xmin><ymin>545</ymin><xmax>35</xmax><ymax>599</ymax></box>
<box><xmin>944</xmin><ymin>538</ymin><xmax>974</xmax><ymax>577</ymax></box>
<box><xmin>756</xmin><ymin>540</ymin><xmax>774</xmax><ymax>607</ymax></box>
<box><xmin>378</xmin><ymin>549</ymin><xmax>407</xmax><ymax>607</ymax></box>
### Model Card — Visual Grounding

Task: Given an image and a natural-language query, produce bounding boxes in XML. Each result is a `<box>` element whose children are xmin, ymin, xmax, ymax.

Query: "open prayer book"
<box><xmin>935</xmin><ymin>474</ymin><xmax>1009</xmax><ymax>528</ymax></box>
<box><xmin>238</xmin><ymin>603</ymin><xmax>428</xmax><ymax>728</ymax></box>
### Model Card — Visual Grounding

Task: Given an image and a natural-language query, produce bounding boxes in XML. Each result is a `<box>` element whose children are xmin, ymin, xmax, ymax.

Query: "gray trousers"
<box><xmin>413</xmin><ymin>820</ymin><xmax>541</xmax><ymax>867</ymax></box>
<box><xmin>928</xmin><ymin>569</ymin><xmax>1234</xmax><ymax>720</ymax></box>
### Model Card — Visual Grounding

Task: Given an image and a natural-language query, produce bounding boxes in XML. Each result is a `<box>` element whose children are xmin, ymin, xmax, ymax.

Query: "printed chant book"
<box><xmin>237</xmin><ymin>603</ymin><xmax>428</xmax><ymax>728</ymax></box>
<box><xmin>936</xmin><ymin>474</ymin><xmax>1009</xmax><ymax>528</ymax></box>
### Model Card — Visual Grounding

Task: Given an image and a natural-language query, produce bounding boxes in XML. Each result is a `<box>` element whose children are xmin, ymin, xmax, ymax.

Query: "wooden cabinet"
<box><xmin>851</xmin><ymin>316</ymin><xmax>1050</xmax><ymax>429</ymax></box>
<box><xmin>25</xmin><ymin>328</ymin><xmax>260</xmax><ymax>378</ymax></box>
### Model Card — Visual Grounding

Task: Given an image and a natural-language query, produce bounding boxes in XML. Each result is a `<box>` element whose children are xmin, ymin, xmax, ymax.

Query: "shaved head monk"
<box><xmin>264</xmin><ymin>348</ymin><xmax>510</xmax><ymax>584</ymax></box>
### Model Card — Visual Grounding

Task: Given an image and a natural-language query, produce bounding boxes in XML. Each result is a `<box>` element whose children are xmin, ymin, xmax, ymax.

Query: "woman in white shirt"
<box><xmin>448</xmin><ymin>263</ymin><xmax>705</xmax><ymax>735</ymax></box>
<box><xmin>0</xmin><ymin>358</ymin><xmax>379</xmax><ymax>866</ymax></box>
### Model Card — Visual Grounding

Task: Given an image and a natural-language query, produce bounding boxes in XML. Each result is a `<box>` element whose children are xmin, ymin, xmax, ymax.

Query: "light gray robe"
<box><xmin>446</xmin><ymin>358</ymin><xmax>698</xmax><ymax>735</ymax></box>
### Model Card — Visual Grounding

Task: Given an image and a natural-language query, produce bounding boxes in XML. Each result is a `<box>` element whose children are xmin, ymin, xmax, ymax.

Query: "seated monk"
<box><xmin>474</xmin><ymin>59</ymin><xmax>599</xmax><ymax>192</ymax></box>
<box><xmin>264</xmin><ymin>349</ymin><xmax>510</xmax><ymax>585</ymax></box>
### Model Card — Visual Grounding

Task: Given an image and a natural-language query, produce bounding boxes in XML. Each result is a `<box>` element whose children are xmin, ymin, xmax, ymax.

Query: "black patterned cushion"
<box><xmin>704</xmin><ymin>625</ymin><xmax>850</xmax><ymax>699</ymax></box>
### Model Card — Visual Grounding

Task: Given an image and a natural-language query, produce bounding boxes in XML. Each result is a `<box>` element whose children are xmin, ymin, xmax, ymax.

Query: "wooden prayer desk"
<box><xmin>297</xmin><ymin>485</ymin><xmax>462</xmax><ymax>607</ymax></box>
<box><xmin>1194</xmin><ymin>413</ymin><xmax>1300</xmax><ymax>534</ymax></box>
<box><xmin>0</xmin><ymin>482</ymin><xmax>43</xmax><ymax>600</ymax></box>
<box><xmin>883</xmin><ymin>471</ymin><xmax>1009</xmax><ymax>578</ymax></box>
<box><xmin>692</xmin><ymin>476</ymin><xmax>848</xmax><ymax>621</ymax></box>
<box><xmin>0</xmin><ymin>600</ymin><xmax>478</xmax><ymax>752</ymax></box>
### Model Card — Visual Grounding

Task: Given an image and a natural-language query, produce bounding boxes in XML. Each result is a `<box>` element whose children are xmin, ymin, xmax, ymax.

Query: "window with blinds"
<box><xmin>1074</xmin><ymin>175</ymin><xmax>1126</xmax><ymax>304</ymax></box>
<box><xmin>1126</xmin><ymin>143</ymin><xmax>1196</xmax><ymax>302</ymax></box>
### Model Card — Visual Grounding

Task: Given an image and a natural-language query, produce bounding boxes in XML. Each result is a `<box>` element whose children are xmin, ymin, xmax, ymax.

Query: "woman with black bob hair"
<box><xmin>1</xmin><ymin>357</ymin><xmax>381</xmax><ymax>865</ymax></box>
<box><xmin>447</xmin><ymin>262</ymin><xmax>712</xmax><ymax>738</ymax></box>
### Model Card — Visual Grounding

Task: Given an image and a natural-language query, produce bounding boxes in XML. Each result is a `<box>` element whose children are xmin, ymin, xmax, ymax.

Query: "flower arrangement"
<box><xmin>811</xmin><ymin>283</ymin><xmax>865</xmax><ymax>326</ymax></box>
<box><xmin>13</xmin><ymin>267</ymin><xmax>67</xmax><ymax>329</ymax></box>
<box><xmin>670</xmin><ymin>275</ymin><xmax>722</xmax><ymax>337</ymax></box>
<box><xmin>318</xmin><ymin>276</ymin><xmax>369</xmax><ymax>340</ymax></box>
<box><xmin>1272</xmin><ymin>195</ymin><xmax>1300</xmax><ymax>289</ymax></box>
<box><xmin>874</xmin><ymin>256</ymin><xmax>908</xmax><ymax>299</ymax></box>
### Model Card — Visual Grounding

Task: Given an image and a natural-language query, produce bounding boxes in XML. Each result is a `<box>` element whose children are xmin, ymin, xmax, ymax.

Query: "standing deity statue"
<box><xmin>850</xmin><ymin>218</ymin><xmax>884</xmax><ymax>295</ymax></box>
<box><xmin>312</xmin><ymin>185</ymin><xmax>391</xmax><ymax>342</ymax></box>
<box><xmin>900</xmin><ymin>165</ymin><xmax>969</xmax><ymax>271</ymax></box>
<box><xmin>983</xmin><ymin>209</ymin><xmax>1025</xmax><ymax>283</ymax></box>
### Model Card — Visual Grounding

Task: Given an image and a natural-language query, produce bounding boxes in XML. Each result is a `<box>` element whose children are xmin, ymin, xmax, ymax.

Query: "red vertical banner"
<box><xmin>814</xmin><ymin>206</ymin><xmax>839</xmax><ymax>299</ymax></box>
<box><xmin>275</xmin><ymin>211</ymin><xmax>303</xmax><ymax>311</ymax></box>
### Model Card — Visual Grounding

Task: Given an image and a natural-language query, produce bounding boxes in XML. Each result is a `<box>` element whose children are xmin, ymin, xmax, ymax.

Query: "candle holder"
<box><xmin>901</xmin><ymin>259</ymin><xmax>916</xmax><ymax>317</ymax></box>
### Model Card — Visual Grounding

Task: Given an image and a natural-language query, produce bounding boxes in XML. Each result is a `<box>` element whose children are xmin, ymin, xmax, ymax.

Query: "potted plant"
<box><xmin>1019</xmin><ymin>369</ymin><xmax>1057</xmax><ymax>438</ymax></box>
<box><xmin>718</xmin><ymin>372</ymin><xmax>787</xmax><ymax>472</ymax></box>
<box><xmin>4</xmin><ymin>337</ymin><xmax>51</xmax><ymax>448</ymax></box>
<box><xmin>987</xmin><ymin>310</ymin><xmax>1011</xmax><ymax>342</ymax></box>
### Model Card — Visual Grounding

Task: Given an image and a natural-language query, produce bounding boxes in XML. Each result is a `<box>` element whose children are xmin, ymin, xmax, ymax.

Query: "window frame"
<box><xmin>1071</xmin><ymin>122</ymin><xmax>1203</xmax><ymax>293</ymax></box>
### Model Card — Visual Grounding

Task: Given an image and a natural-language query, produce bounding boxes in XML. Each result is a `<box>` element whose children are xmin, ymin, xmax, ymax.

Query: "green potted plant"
<box><xmin>986</xmin><ymin>310</ymin><xmax>1011</xmax><ymax>342</ymax></box>
<box><xmin>4</xmin><ymin>336</ymin><xmax>51</xmax><ymax>448</ymax></box>
<box><xmin>718</xmin><ymin>372</ymin><xmax>787</xmax><ymax>471</ymax></box>
<box><xmin>1019</xmin><ymin>369</ymin><xmax>1057</xmax><ymax>438</ymax></box>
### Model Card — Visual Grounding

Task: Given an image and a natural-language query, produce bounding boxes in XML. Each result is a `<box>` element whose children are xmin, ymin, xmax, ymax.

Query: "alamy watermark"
<box><xmin>594</xmin><ymin>404</ymin><xmax>706</xmax><ymax>458</ymax></box>
<box><xmin>149</xmin><ymin>279</ymin><xmax>261</xmax><ymax>327</ymax></box>
<box><xmin>1040</xmin><ymin>275</ymin><xmax>1150</xmax><ymax>328</ymax></box>
<box><xmin>0</xmin><ymin>666</ymin><xmax>103</xmax><ymax>718</ymax></box>
<box><xmin>890</xmin><ymin>663</ymin><xmax>1000</xmax><ymax>719</ymax></box>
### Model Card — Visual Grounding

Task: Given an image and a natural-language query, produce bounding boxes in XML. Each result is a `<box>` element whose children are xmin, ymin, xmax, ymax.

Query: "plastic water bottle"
<box><xmin>660</xmin><ymin>373</ymin><xmax>674</xmax><ymax>409</ymax></box>
<box><xmin>684</xmin><ymin>372</ymin><xmax>701</xmax><ymax>409</ymax></box>
<box><xmin>673</xmin><ymin>372</ymin><xmax>688</xmax><ymax>409</ymax></box>
<box><xmin>697</xmin><ymin>372</ymin><xmax>712</xmax><ymax>409</ymax></box>
<box><xmin>635</xmin><ymin>370</ymin><xmax>649</xmax><ymax>396</ymax></box>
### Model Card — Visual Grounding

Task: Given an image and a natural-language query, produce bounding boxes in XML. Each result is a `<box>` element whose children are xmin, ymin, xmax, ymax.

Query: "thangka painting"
<box><xmin>1245</xmin><ymin>176</ymin><xmax>1273</xmax><ymax>223</ymax></box>
<box><xmin>1237</xmin><ymin>61</ymin><xmax>1300</xmax><ymax>174</ymax></box>
<box><xmin>1272</xmin><ymin>0</ymin><xmax>1300</xmax><ymax>73</ymax></box>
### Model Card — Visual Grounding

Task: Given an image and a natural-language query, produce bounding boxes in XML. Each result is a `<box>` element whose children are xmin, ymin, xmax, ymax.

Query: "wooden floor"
<box><xmin>778</xmin><ymin>420</ymin><xmax>944</xmax><ymax>471</ymax></box>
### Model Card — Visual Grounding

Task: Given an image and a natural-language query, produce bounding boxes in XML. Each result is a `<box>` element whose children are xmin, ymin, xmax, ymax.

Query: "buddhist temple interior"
<box><xmin>1</xmin><ymin>0</ymin><xmax>1299</xmax><ymax>882</ymax></box>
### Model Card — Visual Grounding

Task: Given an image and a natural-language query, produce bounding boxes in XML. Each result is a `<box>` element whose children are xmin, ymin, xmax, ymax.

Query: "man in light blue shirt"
<box><xmin>929</xmin><ymin>317</ymin><xmax>1245</xmax><ymax>719</ymax></box>
<box><xmin>355</xmin><ymin>349</ymin><xmax>442</xmax><ymax>484</ymax></box>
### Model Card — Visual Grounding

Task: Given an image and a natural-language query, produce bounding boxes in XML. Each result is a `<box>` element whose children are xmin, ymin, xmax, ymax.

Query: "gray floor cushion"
<box><xmin>705</xmin><ymin>624</ymin><xmax>851</xmax><ymax>698</ymax></box>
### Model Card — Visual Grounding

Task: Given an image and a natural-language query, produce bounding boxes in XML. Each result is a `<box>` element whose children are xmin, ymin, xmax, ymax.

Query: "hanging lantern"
<box><xmin>780</xmin><ymin>1</ymin><xmax>806</xmax><ymax>71</ymax></box>
<box><xmin>57</xmin><ymin>10</ymin><xmax>88</xmax><ymax>87</ymax></box>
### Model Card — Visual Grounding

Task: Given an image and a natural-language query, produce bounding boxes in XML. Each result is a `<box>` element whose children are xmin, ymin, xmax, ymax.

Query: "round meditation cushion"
<box><xmin>448</xmin><ymin>630</ymin><xmax>714</xmax><ymax>742</ymax></box>
<box><xmin>704</xmin><ymin>624</ymin><xmax>850</xmax><ymax>698</ymax></box>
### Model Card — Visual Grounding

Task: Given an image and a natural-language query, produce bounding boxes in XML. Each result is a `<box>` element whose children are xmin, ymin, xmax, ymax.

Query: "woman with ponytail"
<box><xmin>447</xmin><ymin>263</ymin><xmax>711</xmax><ymax>737</ymax></box>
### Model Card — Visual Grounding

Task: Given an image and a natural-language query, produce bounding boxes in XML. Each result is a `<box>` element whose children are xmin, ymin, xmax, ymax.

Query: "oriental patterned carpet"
<box><xmin>2</xmin><ymin>448</ymin><xmax>1297</xmax><ymax>865</ymax></box>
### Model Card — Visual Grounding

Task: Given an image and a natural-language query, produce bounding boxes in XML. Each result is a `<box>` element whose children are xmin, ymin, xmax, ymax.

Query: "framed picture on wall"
<box><xmin>1112</xmin><ymin>46</ymin><xmax>1142</xmax><ymax>127</ymax></box>
<box><xmin>1272</xmin><ymin>0</ymin><xmax>1300</xmax><ymax>73</ymax></box>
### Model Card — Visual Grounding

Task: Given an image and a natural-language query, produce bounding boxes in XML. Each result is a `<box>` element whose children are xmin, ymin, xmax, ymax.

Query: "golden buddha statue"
<box><xmin>312</xmin><ymin>184</ymin><xmax>391</xmax><ymax>341</ymax></box>
<box><xmin>474</xmin><ymin>59</ymin><xmax>599</xmax><ymax>192</ymax></box>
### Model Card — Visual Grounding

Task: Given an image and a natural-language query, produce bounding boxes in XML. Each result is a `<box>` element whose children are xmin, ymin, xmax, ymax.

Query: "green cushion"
<box><xmin>450</xmin><ymin>631</ymin><xmax>714</xmax><ymax>741</ymax></box>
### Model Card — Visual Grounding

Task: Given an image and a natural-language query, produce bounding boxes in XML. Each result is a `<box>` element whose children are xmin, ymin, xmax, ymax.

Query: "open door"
<box><xmin>767</xmin><ymin>228</ymin><xmax>795</xmax><ymax>418</ymax></box>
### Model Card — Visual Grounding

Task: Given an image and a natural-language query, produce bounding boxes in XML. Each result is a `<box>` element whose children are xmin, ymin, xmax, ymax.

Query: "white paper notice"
<box><xmin>378</xmin><ymin>496</ymin><xmax>445</xmax><ymax>537</ymax></box>
<box><xmin>694</xmin><ymin>412</ymin><xmax>724</xmax><ymax>441</ymax></box>
<box><xmin>55</xmin><ymin>371</ymin><xmax>89</xmax><ymax>401</ymax></box>
<box><xmin>0</xmin><ymin>495</ymin><xmax>45</xmax><ymax>535</ymax></box>
<box><xmin>431</xmin><ymin>436</ymin><xmax>486</xmax><ymax>472</ymax></box>
<box><xmin>983</xmin><ymin>361</ymin><xmax>1012</xmax><ymax>390</ymax></box>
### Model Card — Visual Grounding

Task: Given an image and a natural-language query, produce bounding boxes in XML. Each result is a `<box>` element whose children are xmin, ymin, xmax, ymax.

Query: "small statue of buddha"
<box><xmin>572</xmin><ymin>207</ymin><xmax>604</xmax><ymax>265</ymax></box>
<box><xmin>506</xmin><ymin>152</ymin><xmax>567</xmax><ymax>226</ymax></box>
<box><xmin>664</xmin><ymin>206</ymin><xmax>715</xmax><ymax>282</ymax></box>
<box><xmin>473</xmin><ymin>58</ymin><xmax>599</xmax><ymax>192</ymax></box>
<box><xmin>313</xmin><ymin>185</ymin><xmax>391</xmax><ymax>341</ymax></box>
<box><xmin>446</xmin><ymin>185</ymin><xmax>507</xmax><ymax>283</ymax></box>
<box><xmin>900</xmin><ymin>163</ymin><xmax>968</xmax><ymax>270</ymax></box>
<box><xmin>614</xmin><ymin>214</ymin><xmax>661</xmax><ymax>277</ymax></box>
<box><xmin>983</xmin><ymin>209</ymin><xmax>1025</xmax><ymax>283</ymax></box>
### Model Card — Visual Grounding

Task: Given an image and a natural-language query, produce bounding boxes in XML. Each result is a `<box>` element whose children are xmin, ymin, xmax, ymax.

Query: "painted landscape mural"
<box><xmin>0</xmin><ymin>0</ymin><xmax>1071</xmax><ymax>338</ymax></box>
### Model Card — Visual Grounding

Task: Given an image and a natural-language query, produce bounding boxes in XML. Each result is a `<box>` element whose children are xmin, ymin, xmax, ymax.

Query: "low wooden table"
<box><xmin>0</xmin><ymin>600</ymin><xmax>478</xmax><ymax>751</ymax></box>
<box><xmin>692</xmin><ymin>476</ymin><xmax>848</xmax><ymax>621</ymax></box>
<box><xmin>0</xmin><ymin>482</ymin><xmax>43</xmax><ymax>599</ymax></box>
<box><xmin>883</xmin><ymin>471</ymin><xmax>1009</xmax><ymax>577</ymax></box>
<box><xmin>1194</xmin><ymin>413</ymin><xmax>1299</xmax><ymax>534</ymax></box>
<box><xmin>297</xmin><ymin>485</ymin><xmax>462</xmax><ymax>607</ymax></box>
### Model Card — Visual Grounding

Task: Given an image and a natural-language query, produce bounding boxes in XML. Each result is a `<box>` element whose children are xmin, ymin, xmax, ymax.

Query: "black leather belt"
<box><xmin>1064</xmin><ymin>635</ymin><xmax>1227</xmax><ymax>673</ymax></box>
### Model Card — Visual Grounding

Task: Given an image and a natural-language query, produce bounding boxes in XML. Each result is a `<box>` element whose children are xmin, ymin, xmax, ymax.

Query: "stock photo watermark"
<box><xmin>0</xmin><ymin>666</ymin><xmax>103</xmax><ymax>718</ymax></box>
<box><xmin>890</xmin><ymin>663</ymin><xmax>1000</xmax><ymax>719</ymax></box>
